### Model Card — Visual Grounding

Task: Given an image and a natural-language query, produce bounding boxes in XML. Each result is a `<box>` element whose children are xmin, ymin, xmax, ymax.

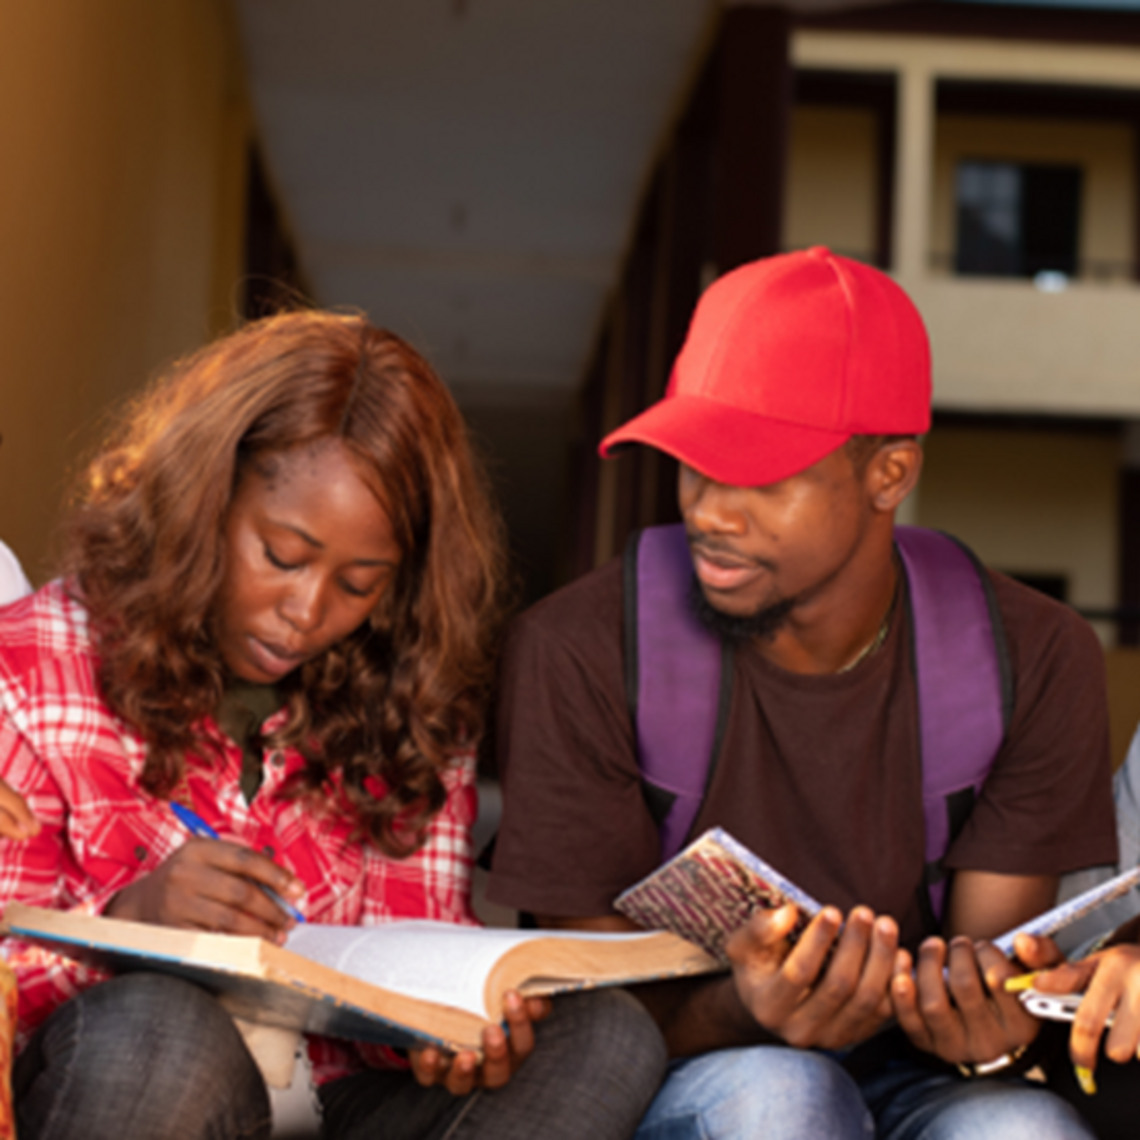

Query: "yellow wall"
<box><xmin>784</xmin><ymin>105</ymin><xmax>878</xmax><ymax>259</ymax></box>
<box><xmin>0</xmin><ymin>0</ymin><xmax>250</xmax><ymax>582</ymax></box>
<box><xmin>931</xmin><ymin>115</ymin><xmax>1135</xmax><ymax>279</ymax></box>
<box><xmin>916</xmin><ymin>425</ymin><xmax>1119</xmax><ymax>642</ymax></box>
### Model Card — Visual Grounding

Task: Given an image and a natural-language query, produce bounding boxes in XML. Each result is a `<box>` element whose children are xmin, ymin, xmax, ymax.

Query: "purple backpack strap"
<box><xmin>627</xmin><ymin>523</ymin><xmax>1010</xmax><ymax>921</ymax></box>
<box><xmin>895</xmin><ymin>526</ymin><xmax>1011</xmax><ymax>919</ymax></box>
<box><xmin>624</xmin><ymin>524</ymin><xmax>731</xmax><ymax>861</ymax></box>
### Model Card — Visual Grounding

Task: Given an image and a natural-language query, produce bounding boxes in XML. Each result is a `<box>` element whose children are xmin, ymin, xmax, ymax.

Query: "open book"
<box><xmin>0</xmin><ymin>904</ymin><xmax>718</xmax><ymax>1063</ymax></box>
<box><xmin>616</xmin><ymin>827</ymin><xmax>1140</xmax><ymax>967</ymax></box>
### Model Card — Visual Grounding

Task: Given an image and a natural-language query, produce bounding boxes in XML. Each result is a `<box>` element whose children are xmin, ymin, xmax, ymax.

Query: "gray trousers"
<box><xmin>14</xmin><ymin>973</ymin><xmax>667</xmax><ymax>1140</ymax></box>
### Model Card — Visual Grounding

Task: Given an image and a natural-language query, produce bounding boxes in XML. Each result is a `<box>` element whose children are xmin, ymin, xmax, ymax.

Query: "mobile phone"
<box><xmin>1018</xmin><ymin>990</ymin><xmax>1112</xmax><ymax>1025</ymax></box>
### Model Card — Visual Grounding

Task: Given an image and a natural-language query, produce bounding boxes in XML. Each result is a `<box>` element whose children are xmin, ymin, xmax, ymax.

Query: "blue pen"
<box><xmin>169</xmin><ymin>801</ymin><xmax>306</xmax><ymax>923</ymax></box>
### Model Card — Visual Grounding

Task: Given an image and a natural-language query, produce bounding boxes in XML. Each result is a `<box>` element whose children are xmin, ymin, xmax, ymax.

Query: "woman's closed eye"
<box><xmin>264</xmin><ymin>544</ymin><xmax>302</xmax><ymax>572</ymax></box>
<box><xmin>339</xmin><ymin>578</ymin><xmax>374</xmax><ymax>599</ymax></box>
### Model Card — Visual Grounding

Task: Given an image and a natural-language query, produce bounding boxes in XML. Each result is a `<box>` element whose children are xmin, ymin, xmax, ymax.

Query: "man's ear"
<box><xmin>866</xmin><ymin>439</ymin><xmax>923</xmax><ymax>513</ymax></box>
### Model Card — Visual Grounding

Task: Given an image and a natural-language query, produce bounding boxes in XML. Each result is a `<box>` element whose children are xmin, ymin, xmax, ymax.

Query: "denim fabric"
<box><xmin>634</xmin><ymin>1045</ymin><xmax>1097</xmax><ymax>1140</ymax></box>
<box><xmin>13</xmin><ymin>973</ymin><xmax>272</xmax><ymax>1140</ymax></box>
<box><xmin>634</xmin><ymin>1047</ymin><xmax>874</xmax><ymax>1140</ymax></box>
<box><xmin>860</xmin><ymin>1056</ymin><xmax>1094</xmax><ymax>1140</ymax></box>
<box><xmin>318</xmin><ymin>988</ymin><xmax>668</xmax><ymax>1140</ymax></box>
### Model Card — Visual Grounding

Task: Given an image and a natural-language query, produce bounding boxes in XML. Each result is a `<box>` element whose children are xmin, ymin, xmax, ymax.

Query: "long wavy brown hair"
<box><xmin>65</xmin><ymin>311</ymin><xmax>508</xmax><ymax>854</ymax></box>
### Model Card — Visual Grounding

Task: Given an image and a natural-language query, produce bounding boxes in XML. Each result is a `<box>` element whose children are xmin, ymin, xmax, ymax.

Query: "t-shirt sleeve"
<box><xmin>944</xmin><ymin>574</ymin><xmax>1117</xmax><ymax>876</ymax></box>
<box><xmin>486</xmin><ymin>567</ymin><xmax>663</xmax><ymax>917</ymax></box>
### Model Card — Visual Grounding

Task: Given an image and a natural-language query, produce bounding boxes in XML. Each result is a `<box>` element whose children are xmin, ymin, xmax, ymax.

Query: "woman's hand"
<box><xmin>0</xmin><ymin>778</ymin><xmax>40</xmax><ymax>841</ymax></box>
<box><xmin>409</xmin><ymin>992</ymin><xmax>551</xmax><ymax>1095</ymax></box>
<box><xmin>105</xmin><ymin>838</ymin><xmax>303</xmax><ymax>943</ymax></box>
<box><xmin>1020</xmin><ymin>934</ymin><xmax>1140</xmax><ymax>1074</ymax></box>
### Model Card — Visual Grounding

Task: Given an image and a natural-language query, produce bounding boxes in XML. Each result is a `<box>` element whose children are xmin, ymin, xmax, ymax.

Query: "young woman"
<box><xmin>0</xmin><ymin>311</ymin><xmax>665</xmax><ymax>1140</ymax></box>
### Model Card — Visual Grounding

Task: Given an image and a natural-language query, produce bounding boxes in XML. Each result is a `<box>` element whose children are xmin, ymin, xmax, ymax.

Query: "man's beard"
<box><xmin>688</xmin><ymin>576</ymin><xmax>796</xmax><ymax>643</ymax></box>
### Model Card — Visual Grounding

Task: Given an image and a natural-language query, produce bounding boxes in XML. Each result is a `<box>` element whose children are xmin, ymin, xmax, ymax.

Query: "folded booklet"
<box><xmin>615</xmin><ymin>828</ymin><xmax>822</xmax><ymax>962</ymax></box>
<box><xmin>615</xmin><ymin>827</ymin><xmax>1140</xmax><ymax>968</ymax></box>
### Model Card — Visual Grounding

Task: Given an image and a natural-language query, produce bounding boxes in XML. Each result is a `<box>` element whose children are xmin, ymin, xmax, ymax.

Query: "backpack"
<box><xmin>622</xmin><ymin>523</ymin><xmax>1013</xmax><ymax>928</ymax></box>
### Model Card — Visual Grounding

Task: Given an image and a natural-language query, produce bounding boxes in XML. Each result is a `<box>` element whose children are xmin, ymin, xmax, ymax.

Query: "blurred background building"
<box><xmin>5</xmin><ymin>0</ymin><xmax>1140</xmax><ymax>759</ymax></box>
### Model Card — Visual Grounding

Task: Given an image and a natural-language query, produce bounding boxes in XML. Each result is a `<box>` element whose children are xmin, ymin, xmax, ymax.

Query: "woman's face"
<box><xmin>214</xmin><ymin>439</ymin><xmax>401</xmax><ymax>684</ymax></box>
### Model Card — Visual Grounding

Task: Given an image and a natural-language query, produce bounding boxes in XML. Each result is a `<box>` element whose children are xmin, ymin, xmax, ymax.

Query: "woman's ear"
<box><xmin>866</xmin><ymin>440</ymin><xmax>923</xmax><ymax>514</ymax></box>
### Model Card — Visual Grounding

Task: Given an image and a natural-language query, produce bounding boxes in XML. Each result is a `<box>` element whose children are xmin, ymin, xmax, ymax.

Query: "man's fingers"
<box><xmin>892</xmin><ymin>949</ymin><xmax>935</xmax><ymax>1052</ymax></box>
<box><xmin>726</xmin><ymin>903</ymin><xmax>803</xmax><ymax>963</ymax></box>
<box><xmin>1013</xmin><ymin>933</ymin><xmax>1065</xmax><ymax>972</ymax></box>
<box><xmin>912</xmin><ymin>938</ymin><xmax>969</xmax><ymax>1055</ymax></box>
<box><xmin>783</xmin><ymin>910</ymin><xmax>897</xmax><ymax>1048</ymax></box>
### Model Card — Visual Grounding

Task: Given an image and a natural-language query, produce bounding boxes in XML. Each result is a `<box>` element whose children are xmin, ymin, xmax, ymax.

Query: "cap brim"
<box><xmin>599</xmin><ymin>395</ymin><xmax>852</xmax><ymax>487</ymax></box>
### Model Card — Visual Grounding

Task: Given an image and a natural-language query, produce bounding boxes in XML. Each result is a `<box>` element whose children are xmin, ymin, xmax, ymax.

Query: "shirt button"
<box><xmin>270</xmin><ymin>752</ymin><xmax>284</xmax><ymax>768</ymax></box>
<box><xmin>134</xmin><ymin>845</ymin><xmax>147</xmax><ymax>862</ymax></box>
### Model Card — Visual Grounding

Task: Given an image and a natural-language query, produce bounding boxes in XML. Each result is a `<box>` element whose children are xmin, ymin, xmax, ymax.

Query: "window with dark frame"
<box><xmin>954</xmin><ymin>159</ymin><xmax>1082</xmax><ymax>280</ymax></box>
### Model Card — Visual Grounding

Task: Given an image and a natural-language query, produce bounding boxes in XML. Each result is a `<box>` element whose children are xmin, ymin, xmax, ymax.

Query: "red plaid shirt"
<box><xmin>0</xmin><ymin>582</ymin><xmax>478</xmax><ymax>1084</ymax></box>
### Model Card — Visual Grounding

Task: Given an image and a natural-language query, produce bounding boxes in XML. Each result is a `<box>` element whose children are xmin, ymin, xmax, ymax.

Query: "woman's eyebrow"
<box><xmin>267</xmin><ymin>518</ymin><xmax>397</xmax><ymax>567</ymax></box>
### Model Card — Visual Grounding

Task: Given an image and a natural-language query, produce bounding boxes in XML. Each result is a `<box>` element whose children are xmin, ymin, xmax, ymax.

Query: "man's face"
<box><xmin>678</xmin><ymin>446</ymin><xmax>873</xmax><ymax>631</ymax></box>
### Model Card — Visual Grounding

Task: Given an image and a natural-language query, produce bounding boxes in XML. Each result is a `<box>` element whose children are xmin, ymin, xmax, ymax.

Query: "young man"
<box><xmin>488</xmin><ymin>248</ymin><xmax>1117</xmax><ymax>1139</ymax></box>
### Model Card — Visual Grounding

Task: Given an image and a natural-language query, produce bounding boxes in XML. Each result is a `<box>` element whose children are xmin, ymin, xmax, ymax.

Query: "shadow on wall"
<box><xmin>460</xmin><ymin>388</ymin><xmax>575</xmax><ymax>608</ymax></box>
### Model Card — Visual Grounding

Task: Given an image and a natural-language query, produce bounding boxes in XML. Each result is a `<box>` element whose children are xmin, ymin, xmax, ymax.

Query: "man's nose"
<box><xmin>686</xmin><ymin>479</ymin><xmax>745</xmax><ymax>536</ymax></box>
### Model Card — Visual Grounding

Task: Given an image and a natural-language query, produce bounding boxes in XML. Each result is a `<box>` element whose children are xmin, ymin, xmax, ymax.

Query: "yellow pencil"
<box><xmin>1003</xmin><ymin>972</ymin><xmax>1042</xmax><ymax>993</ymax></box>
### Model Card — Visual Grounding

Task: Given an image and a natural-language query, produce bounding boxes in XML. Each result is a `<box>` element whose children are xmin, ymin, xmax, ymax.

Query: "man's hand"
<box><xmin>409</xmin><ymin>992</ymin><xmax>551</xmax><ymax>1095</ymax></box>
<box><xmin>105</xmin><ymin>838</ymin><xmax>303</xmax><ymax>943</ymax></box>
<box><xmin>1018</xmin><ymin>933</ymin><xmax>1140</xmax><ymax>1073</ymax></box>
<box><xmin>0</xmin><ymin>778</ymin><xmax>39</xmax><ymax>841</ymax></box>
<box><xmin>727</xmin><ymin>903</ymin><xmax>899</xmax><ymax>1050</ymax></box>
<box><xmin>892</xmin><ymin>935</ymin><xmax>1039</xmax><ymax>1064</ymax></box>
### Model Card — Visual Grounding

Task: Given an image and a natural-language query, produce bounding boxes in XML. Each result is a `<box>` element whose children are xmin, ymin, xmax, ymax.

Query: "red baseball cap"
<box><xmin>599</xmin><ymin>247</ymin><xmax>931</xmax><ymax>487</ymax></box>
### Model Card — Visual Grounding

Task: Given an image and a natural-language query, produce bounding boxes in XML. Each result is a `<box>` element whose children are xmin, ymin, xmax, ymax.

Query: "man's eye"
<box><xmin>264</xmin><ymin>545</ymin><xmax>299</xmax><ymax>571</ymax></box>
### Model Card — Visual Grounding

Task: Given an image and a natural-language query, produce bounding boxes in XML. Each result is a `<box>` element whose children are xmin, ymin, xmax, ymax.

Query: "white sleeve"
<box><xmin>0</xmin><ymin>542</ymin><xmax>31</xmax><ymax>606</ymax></box>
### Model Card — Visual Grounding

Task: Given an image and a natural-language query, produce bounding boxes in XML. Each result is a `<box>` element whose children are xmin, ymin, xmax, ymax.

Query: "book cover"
<box><xmin>614</xmin><ymin>828</ymin><xmax>822</xmax><ymax>962</ymax></box>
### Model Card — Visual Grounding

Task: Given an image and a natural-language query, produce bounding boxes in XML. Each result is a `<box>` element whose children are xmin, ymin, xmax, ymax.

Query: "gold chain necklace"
<box><xmin>836</xmin><ymin>609</ymin><xmax>892</xmax><ymax>673</ymax></box>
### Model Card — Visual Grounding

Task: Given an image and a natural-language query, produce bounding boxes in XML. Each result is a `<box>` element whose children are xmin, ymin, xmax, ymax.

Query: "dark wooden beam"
<box><xmin>714</xmin><ymin>5</ymin><xmax>792</xmax><ymax>272</ymax></box>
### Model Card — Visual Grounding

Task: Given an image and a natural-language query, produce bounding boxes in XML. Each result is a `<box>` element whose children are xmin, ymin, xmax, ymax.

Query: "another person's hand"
<box><xmin>0</xmin><ymin>778</ymin><xmax>39</xmax><ymax>841</ymax></box>
<box><xmin>726</xmin><ymin>903</ymin><xmax>899</xmax><ymax>1051</ymax></box>
<box><xmin>892</xmin><ymin>936</ymin><xmax>1039</xmax><ymax>1065</ymax></box>
<box><xmin>1018</xmin><ymin>933</ymin><xmax>1140</xmax><ymax>1075</ymax></box>
<box><xmin>409</xmin><ymin>992</ymin><xmax>552</xmax><ymax>1094</ymax></box>
<box><xmin>105</xmin><ymin>838</ymin><xmax>303</xmax><ymax>943</ymax></box>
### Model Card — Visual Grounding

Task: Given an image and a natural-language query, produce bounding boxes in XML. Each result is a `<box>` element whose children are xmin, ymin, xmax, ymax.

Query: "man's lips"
<box><xmin>689</xmin><ymin>544</ymin><xmax>767</xmax><ymax>593</ymax></box>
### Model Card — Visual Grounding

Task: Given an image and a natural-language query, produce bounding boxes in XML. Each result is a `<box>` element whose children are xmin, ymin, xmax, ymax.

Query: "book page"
<box><xmin>284</xmin><ymin>922</ymin><xmax>648</xmax><ymax>1020</ymax></box>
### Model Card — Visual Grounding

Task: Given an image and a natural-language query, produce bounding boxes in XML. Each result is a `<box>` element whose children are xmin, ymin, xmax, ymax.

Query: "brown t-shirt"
<box><xmin>487</xmin><ymin>557</ymin><xmax>1117</xmax><ymax>951</ymax></box>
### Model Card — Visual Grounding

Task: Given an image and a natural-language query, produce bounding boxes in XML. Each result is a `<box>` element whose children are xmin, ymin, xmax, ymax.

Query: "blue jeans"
<box><xmin>633</xmin><ymin>1044</ymin><xmax>1095</xmax><ymax>1140</ymax></box>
